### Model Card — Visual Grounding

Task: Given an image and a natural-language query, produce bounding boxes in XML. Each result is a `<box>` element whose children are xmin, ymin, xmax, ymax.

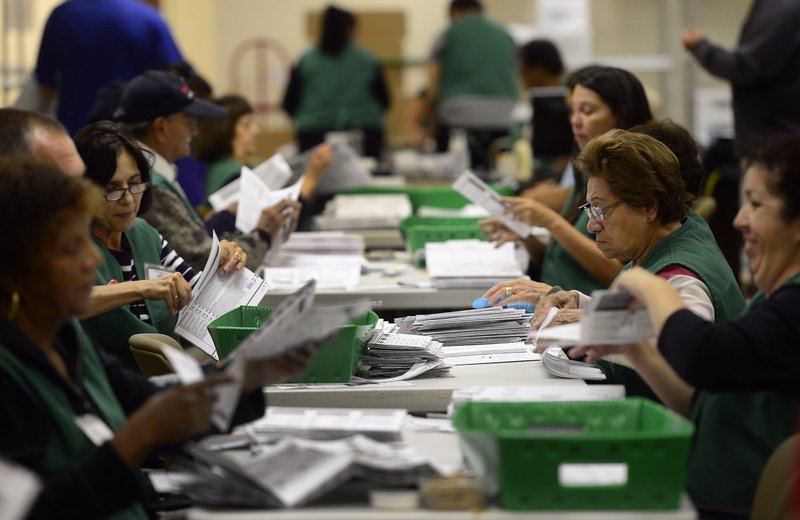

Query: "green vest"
<box><xmin>151</xmin><ymin>169</ymin><xmax>204</xmax><ymax>225</ymax></box>
<box><xmin>686</xmin><ymin>272</ymin><xmax>800</xmax><ymax>511</ymax></box>
<box><xmin>205</xmin><ymin>156</ymin><xmax>242</xmax><ymax>199</ymax></box>
<box><xmin>599</xmin><ymin>212</ymin><xmax>747</xmax><ymax>398</ymax></box>
<box><xmin>540</xmin><ymin>186</ymin><xmax>608</xmax><ymax>294</ymax></box>
<box><xmin>295</xmin><ymin>44</ymin><xmax>385</xmax><ymax>132</ymax></box>
<box><xmin>80</xmin><ymin>218</ymin><xmax>177</xmax><ymax>371</ymax></box>
<box><xmin>0</xmin><ymin>319</ymin><xmax>148</xmax><ymax>520</ymax></box>
<box><xmin>438</xmin><ymin>13</ymin><xmax>518</xmax><ymax>103</ymax></box>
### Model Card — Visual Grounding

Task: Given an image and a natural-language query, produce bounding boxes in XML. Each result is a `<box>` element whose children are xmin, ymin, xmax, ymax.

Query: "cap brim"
<box><xmin>184</xmin><ymin>98</ymin><xmax>227</xmax><ymax>118</ymax></box>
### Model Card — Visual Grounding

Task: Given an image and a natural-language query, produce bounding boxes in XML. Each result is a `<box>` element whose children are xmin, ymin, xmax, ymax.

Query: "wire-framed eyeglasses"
<box><xmin>105</xmin><ymin>181</ymin><xmax>150</xmax><ymax>202</ymax></box>
<box><xmin>579</xmin><ymin>200</ymin><xmax>623</xmax><ymax>222</ymax></box>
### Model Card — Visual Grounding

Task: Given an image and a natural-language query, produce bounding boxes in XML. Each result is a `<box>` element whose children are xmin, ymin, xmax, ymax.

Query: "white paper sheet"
<box><xmin>0</xmin><ymin>457</ymin><xmax>40</xmax><ymax>520</ymax></box>
<box><xmin>175</xmin><ymin>233</ymin><xmax>269</xmax><ymax>360</ymax></box>
<box><xmin>452</xmin><ymin>170</ymin><xmax>534</xmax><ymax>238</ymax></box>
<box><xmin>235</xmin><ymin>160</ymin><xmax>303</xmax><ymax>234</ymax></box>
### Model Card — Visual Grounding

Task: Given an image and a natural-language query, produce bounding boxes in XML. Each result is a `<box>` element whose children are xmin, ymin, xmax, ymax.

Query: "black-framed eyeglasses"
<box><xmin>105</xmin><ymin>181</ymin><xmax>150</xmax><ymax>202</ymax></box>
<box><xmin>579</xmin><ymin>200</ymin><xmax>623</xmax><ymax>222</ymax></box>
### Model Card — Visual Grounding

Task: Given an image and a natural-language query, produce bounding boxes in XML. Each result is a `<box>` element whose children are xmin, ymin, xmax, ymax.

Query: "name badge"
<box><xmin>145</xmin><ymin>262</ymin><xmax>174</xmax><ymax>280</ymax></box>
<box><xmin>75</xmin><ymin>414</ymin><xmax>114</xmax><ymax>446</ymax></box>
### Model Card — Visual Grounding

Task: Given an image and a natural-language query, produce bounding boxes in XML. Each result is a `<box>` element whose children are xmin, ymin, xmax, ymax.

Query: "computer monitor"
<box><xmin>529</xmin><ymin>86</ymin><xmax>574</xmax><ymax>158</ymax></box>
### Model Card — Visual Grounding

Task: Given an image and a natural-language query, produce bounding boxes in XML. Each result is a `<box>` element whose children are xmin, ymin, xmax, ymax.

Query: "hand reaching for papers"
<box><xmin>218</xmin><ymin>239</ymin><xmax>247</xmax><ymax>276</ymax></box>
<box><xmin>502</xmin><ymin>196</ymin><xmax>559</xmax><ymax>229</ymax></box>
<box><xmin>530</xmin><ymin>290</ymin><xmax>581</xmax><ymax>329</ymax></box>
<box><xmin>301</xmin><ymin>143</ymin><xmax>334</xmax><ymax>199</ymax></box>
<box><xmin>256</xmin><ymin>199</ymin><xmax>302</xmax><ymax>242</ymax></box>
<box><xmin>569</xmin><ymin>338</ymin><xmax>657</xmax><ymax>366</ymax></box>
<box><xmin>478</xmin><ymin>217</ymin><xmax>522</xmax><ymax>247</ymax></box>
<box><xmin>482</xmin><ymin>277</ymin><xmax>552</xmax><ymax>306</ymax></box>
<box><xmin>138</xmin><ymin>272</ymin><xmax>192</xmax><ymax>314</ymax></box>
<box><xmin>111</xmin><ymin>375</ymin><xmax>235</xmax><ymax>468</ymax></box>
<box><xmin>242</xmin><ymin>342</ymin><xmax>321</xmax><ymax>393</ymax></box>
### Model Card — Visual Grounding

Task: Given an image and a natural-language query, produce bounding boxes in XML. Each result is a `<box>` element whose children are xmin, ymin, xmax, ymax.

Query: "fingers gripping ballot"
<box><xmin>218</xmin><ymin>239</ymin><xmax>247</xmax><ymax>275</ymax></box>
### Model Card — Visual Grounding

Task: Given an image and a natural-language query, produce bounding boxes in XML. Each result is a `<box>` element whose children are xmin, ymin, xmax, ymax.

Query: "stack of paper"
<box><xmin>287</xmin><ymin>142</ymin><xmax>372</xmax><ymax>195</ymax></box>
<box><xmin>280</xmin><ymin>231</ymin><xmax>365</xmax><ymax>256</ymax></box>
<box><xmin>425</xmin><ymin>240</ymin><xmax>523</xmax><ymax>288</ymax></box>
<box><xmin>355</xmin><ymin>321</ymin><xmax>450</xmax><ymax>382</ymax></box>
<box><xmin>178</xmin><ymin>434</ymin><xmax>444</xmax><ymax>508</ymax></box>
<box><xmin>448</xmin><ymin>384</ymin><xmax>625</xmax><ymax>416</ymax></box>
<box><xmin>395</xmin><ymin>307</ymin><xmax>533</xmax><ymax>346</ymax></box>
<box><xmin>315</xmin><ymin>194</ymin><xmax>412</xmax><ymax>230</ymax></box>
<box><xmin>247</xmin><ymin>407</ymin><xmax>407</xmax><ymax>442</ymax></box>
<box><xmin>541</xmin><ymin>346</ymin><xmax>606</xmax><ymax>380</ymax></box>
<box><xmin>262</xmin><ymin>252</ymin><xmax>364</xmax><ymax>291</ymax></box>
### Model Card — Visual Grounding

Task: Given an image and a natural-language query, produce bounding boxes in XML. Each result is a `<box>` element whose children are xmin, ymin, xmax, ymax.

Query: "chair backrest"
<box><xmin>129</xmin><ymin>333</ymin><xmax>183</xmax><ymax>378</ymax></box>
<box><xmin>751</xmin><ymin>433</ymin><xmax>800</xmax><ymax>520</ymax></box>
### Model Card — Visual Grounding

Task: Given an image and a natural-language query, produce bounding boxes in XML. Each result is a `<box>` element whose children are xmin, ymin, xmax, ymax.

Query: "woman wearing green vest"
<box><xmin>74</xmin><ymin>122</ymin><xmax>249</xmax><ymax>370</ymax></box>
<box><xmin>0</xmin><ymin>159</ymin><xmax>316</xmax><ymax>519</ymax></box>
<box><xmin>282</xmin><ymin>5</ymin><xmax>389</xmax><ymax>159</ymax></box>
<box><xmin>482</xmin><ymin>66</ymin><xmax>653</xmax><ymax>297</ymax></box>
<box><xmin>571</xmin><ymin>135</ymin><xmax>800</xmax><ymax>515</ymax></box>
<box><xmin>195</xmin><ymin>94</ymin><xmax>260</xmax><ymax>201</ymax></box>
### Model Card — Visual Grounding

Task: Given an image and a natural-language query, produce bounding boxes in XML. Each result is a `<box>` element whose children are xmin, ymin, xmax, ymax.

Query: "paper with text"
<box><xmin>208</xmin><ymin>154</ymin><xmax>295</xmax><ymax>213</ymax></box>
<box><xmin>235</xmin><ymin>155</ymin><xmax>303</xmax><ymax>233</ymax></box>
<box><xmin>452</xmin><ymin>170</ymin><xmax>533</xmax><ymax>238</ymax></box>
<box><xmin>175</xmin><ymin>233</ymin><xmax>269</xmax><ymax>360</ymax></box>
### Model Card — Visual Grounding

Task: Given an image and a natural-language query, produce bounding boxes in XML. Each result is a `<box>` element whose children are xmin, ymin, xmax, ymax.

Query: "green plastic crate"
<box><xmin>343</xmin><ymin>184</ymin><xmax>513</xmax><ymax>214</ymax></box>
<box><xmin>207</xmin><ymin>306</ymin><xmax>379</xmax><ymax>383</ymax></box>
<box><xmin>399</xmin><ymin>216</ymin><xmax>486</xmax><ymax>267</ymax></box>
<box><xmin>452</xmin><ymin>399</ymin><xmax>694</xmax><ymax>510</ymax></box>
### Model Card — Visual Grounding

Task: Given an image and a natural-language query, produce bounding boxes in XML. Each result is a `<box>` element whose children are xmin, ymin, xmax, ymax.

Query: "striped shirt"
<box><xmin>108</xmin><ymin>234</ymin><xmax>201</xmax><ymax>324</ymax></box>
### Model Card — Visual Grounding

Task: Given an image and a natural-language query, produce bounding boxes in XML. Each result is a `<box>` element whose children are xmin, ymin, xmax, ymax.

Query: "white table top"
<box><xmin>259</xmin><ymin>258</ymin><xmax>478</xmax><ymax>310</ymax></box>
<box><xmin>265</xmin><ymin>361</ymin><xmax>582</xmax><ymax>413</ymax></box>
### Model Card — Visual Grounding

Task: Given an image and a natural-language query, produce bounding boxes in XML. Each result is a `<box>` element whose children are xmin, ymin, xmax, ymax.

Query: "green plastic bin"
<box><xmin>343</xmin><ymin>184</ymin><xmax>513</xmax><ymax>214</ymax></box>
<box><xmin>452</xmin><ymin>399</ymin><xmax>694</xmax><ymax>510</ymax></box>
<box><xmin>399</xmin><ymin>216</ymin><xmax>486</xmax><ymax>267</ymax></box>
<box><xmin>207</xmin><ymin>306</ymin><xmax>379</xmax><ymax>383</ymax></box>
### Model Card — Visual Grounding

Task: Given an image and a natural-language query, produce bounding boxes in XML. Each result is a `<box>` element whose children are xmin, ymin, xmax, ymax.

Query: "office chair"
<box><xmin>129</xmin><ymin>333</ymin><xmax>184</xmax><ymax>377</ymax></box>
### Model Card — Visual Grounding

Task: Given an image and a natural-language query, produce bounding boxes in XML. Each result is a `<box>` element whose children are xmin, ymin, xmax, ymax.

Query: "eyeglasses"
<box><xmin>579</xmin><ymin>200</ymin><xmax>623</xmax><ymax>222</ymax></box>
<box><xmin>105</xmin><ymin>181</ymin><xmax>150</xmax><ymax>202</ymax></box>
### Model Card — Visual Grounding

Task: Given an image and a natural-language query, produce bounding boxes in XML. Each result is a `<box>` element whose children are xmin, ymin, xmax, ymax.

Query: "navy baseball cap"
<box><xmin>115</xmin><ymin>70</ymin><xmax>226</xmax><ymax>123</ymax></box>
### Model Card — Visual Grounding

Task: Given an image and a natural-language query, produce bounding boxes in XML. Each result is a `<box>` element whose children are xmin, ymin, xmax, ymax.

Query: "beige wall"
<box><xmin>3</xmin><ymin>0</ymin><xmax>752</xmax><ymax>143</ymax></box>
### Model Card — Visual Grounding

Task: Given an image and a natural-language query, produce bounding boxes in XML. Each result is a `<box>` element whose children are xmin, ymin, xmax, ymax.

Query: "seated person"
<box><xmin>0</xmin><ymin>158</ymin><xmax>316</xmax><ymax>519</ymax></box>
<box><xmin>569</xmin><ymin>135</ymin><xmax>800</xmax><ymax>515</ymax></box>
<box><xmin>114</xmin><ymin>70</ymin><xmax>300</xmax><ymax>271</ymax></box>
<box><xmin>194</xmin><ymin>94</ymin><xmax>334</xmax><ymax>210</ymax></box>
<box><xmin>480</xmin><ymin>66</ymin><xmax>652</xmax><ymax>295</ymax></box>
<box><xmin>74</xmin><ymin>122</ymin><xmax>247</xmax><ymax>369</ymax></box>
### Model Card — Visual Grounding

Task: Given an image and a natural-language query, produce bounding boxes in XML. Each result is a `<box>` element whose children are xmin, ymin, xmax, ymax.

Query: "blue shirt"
<box><xmin>35</xmin><ymin>0</ymin><xmax>183</xmax><ymax>135</ymax></box>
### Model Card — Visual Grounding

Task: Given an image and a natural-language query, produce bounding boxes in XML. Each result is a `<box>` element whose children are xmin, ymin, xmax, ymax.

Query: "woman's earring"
<box><xmin>7</xmin><ymin>291</ymin><xmax>19</xmax><ymax>322</ymax></box>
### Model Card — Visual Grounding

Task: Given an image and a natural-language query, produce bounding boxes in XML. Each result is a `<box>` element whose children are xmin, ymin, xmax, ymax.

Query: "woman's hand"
<box><xmin>503</xmin><ymin>196</ymin><xmax>559</xmax><ymax>229</ymax></box>
<box><xmin>111</xmin><ymin>375</ymin><xmax>233</xmax><ymax>467</ymax></box>
<box><xmin>681</xmin><ymin>27</ymin><xmax>704</xmax><ymax>50</ymax></box>
<box><xmin>570</xmin><ymin>339</ymin><xmax>657</xmax><ymax>366</ymax></box>
<box><xmin>256</xmin><ymin>200</ymin><xmax>302</xmax><ymax>243</ymax></box>
<box><xmin>301</xmin><ymin>144</ymin><xmax>334</xmax><ymax>199</ymax></box>
<box><xmin>218</xmin><ymin>239</ymin><xmax>247</xmax><ymax>276</ymax></box>
<box><xmin>137</xmin><ymin>272</ymin><xmax>192</xmax><ymax>314</ymax></box>
<box><xmin>242</xmin><ymin>342</ymin><xmax>320</xmax><ymax>393</ymax></box>
<box><xmin>482</xmin><ymin>277</ymin><xmax>552</xmax><ymax>306</ymax></box>
<box><xmin>530</xmin><ymin>290</ymin><xmax>581</xmax><ymax>329</ymax></box>
<box><xmin>478</xmin><ymin>217</ymin><xmax>522</xmax><ymax>247</ymax></box>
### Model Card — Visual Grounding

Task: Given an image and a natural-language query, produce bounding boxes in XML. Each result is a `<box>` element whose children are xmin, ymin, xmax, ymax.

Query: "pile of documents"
<box><xmin>172</xmin><ymin>433</ymin><xmax>445</xmax><ymax>509</ymax></box>
<box><xmin>262</xmin><ymin>252</ymin><xmax>364</xmax><ymax>291</ymax></box>
<box><xmin>541</xmin><ymin>346</ymin><xmax>606</xmax><ymax>380</ymax></box>
<box><xmin>247</xmin><ymin>407</ymin><xmax>407</xmax><ymax>442</ymax></box>
<box><xmin>425</xmin><ymin>240</ymin><xmax>523</xmax><ymax>288</ymax></box>
<box><xmin>315</xmin><ymin>194</ymin><xmax>412</xmax><ymax>230</ymax></box>
<box><xmin>395</xmin><ymin>307</ymin><xmax>533</xmax><ymax>346</ymax></box>
<box><xmin>279</xmin><ymin>231</ymin><xmax>365</xmax><ymax>256</ymax></box>
<box><xmin>355</xmin><ymin>320</ymin><xmax>451</xmax><ymax>382</ymax></box>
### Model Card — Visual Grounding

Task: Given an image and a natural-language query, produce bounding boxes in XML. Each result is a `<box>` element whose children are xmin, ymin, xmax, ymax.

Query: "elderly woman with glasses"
<box><xmin>74</xmin><ymin>122</ymin><xmax>247</xmax><ymax>370</ymax></box>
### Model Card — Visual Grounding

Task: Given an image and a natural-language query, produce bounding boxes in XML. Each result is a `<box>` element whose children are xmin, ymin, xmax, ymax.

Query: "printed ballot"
<box><xmin>175</xmin><ymin>233</ymin><xmax>268</xmax><ymax>360</ymax></box>
<box><xmin>536</xmin><ymin>290</ymin><xmax>654</xmax><ymax>345</ymax></box>
<box><xmin>452</xmin><ymin>170</ymin><xmax>534</xmax><ymax>238</ymax></box>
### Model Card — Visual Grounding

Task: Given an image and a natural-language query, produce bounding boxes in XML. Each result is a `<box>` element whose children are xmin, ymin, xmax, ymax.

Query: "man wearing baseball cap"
<box><xmin>117</xmin><ymin>70</ymin><xmax>299</xmax><ymax>270</ymax></box>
